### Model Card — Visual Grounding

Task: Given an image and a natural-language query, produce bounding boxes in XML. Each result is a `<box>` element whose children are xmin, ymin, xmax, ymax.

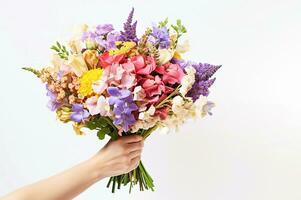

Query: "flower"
<box><xmin>95</xmin><ymin>24</ymin><xmax>114</xmax><ymax>35</ymax></box>
<box><xmin>107</xmin><ymin>87</ymin><xmax>138</xmax><ymax>132</ymax></box>
<box><xmin>72</xmin><ymin>123</ymin><xmax>85</xmax><ymax>135</ymax></box>
<box><xmin>85</xmin><ymin>95</ymin><xmax>110</xmax><ymax>116</ymax></box>
<box><xmin>155</xmin><ymin>63</ymin><xmax>185</xmax><ymax>85</ymax></box>
<box><xmin>109</xmin><ymin>41</ymin><xmax>136</xmax><ymax>56</ymax></box>
<box><xmin>131</xmin><ymin>105</ymin><xmax>159</xmax><ymax>132</ymax></box>
<box><xmin>131</xmin><ymin>55</ymin><xmax>157</xmax><ymax>75</ymax></box>
<box><xmin>187</xmin><ymin>63</ymin><xmax>221</xmax><ymax>101</ymax></box>
<box><xmin>82</xmin><ymin>24</ymin><xmax>115</xmax><ymax>50</ymax></box>
<box><xmin>158</xmin><ymin>49</ymin><xmax>175</xmax><ymax>65</ymax></box>
<box><xmin>56</xmin><ymin>106</ymin><xmax>72</xmax><ymax>123</ymax></box>
<box><xmin>97</xmin><ymin>31</ymin><xmax>122</xmax><ymax>50</ymax></box>
<box><xmin>70</xmin><ymin>104</ymin><xmax>90</xmax><ymax>123</ymax></box>
<box><xmin>133</xmin><ymin>86</ymin><xmax>146</xmax><ymax>101</ymax></box>
<box><xmin>150</xmin><ymin>25</ymin><xmax>170</xmax><ymax>48</ymax></box>
<box><xmin>120</xmin><ymin>8</ymin><xmax>138</xmax><ymax>42</ymax></box>
<box><xmin>67</xmin><ymin>54</ymin><xmax>88</xmax><ymax>77</ymax></box>
<box><xmin>98</xmin><ymin>51</ymin><xmax>125</xmax><ymax>68</ymax></box>
<box><xmin>46</xmin><ymin>85</ymin><xmax>62</xmax><ymax>111</ymax></box>
<box><xmin>83</xmin><ymin>50</ymin><xmax>99</xmax><ymax>69</ymax></box>
<box><xmin>179</xmin><ymin>66</ymin><xmax>196</xmax><ymax>96</ymax></box>
<box><xmin>176</xmin><ymin>39</ymin><xmax>190</xmax><ymax>54</ymax></box>
<box><xmin>68</xmin><ymin>24</ymin><xmax>89</xmax><ymax>54</ymax></box>
<box><xmin>93</xmin><ymin>59</ymin><xmax>136</xmax><ymax>94</ymax></box>
<box><xmin>78</xmin><ymin>69</ymin><xmax>103</xmax><ymax>97</ymax></box>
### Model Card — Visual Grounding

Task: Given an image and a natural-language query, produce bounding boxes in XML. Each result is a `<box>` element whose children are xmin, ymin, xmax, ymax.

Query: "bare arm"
<box><xmin>1</xmin><ymin>135</ymin><xmax>144</xmax><ymax>200</ymax></box>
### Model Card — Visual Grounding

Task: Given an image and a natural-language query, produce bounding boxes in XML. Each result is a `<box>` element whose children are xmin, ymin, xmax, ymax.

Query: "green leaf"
<box><xmin>56</xmin><ymin>41</ymin><xmax>61</xmax><ymax>48</ymax></box>
<box><xmin>50</xmin><ymin>45</ymin><xmax>59</xmax><ymax>52</ymax></box>
<box><xmin>22</xmin><ymin>67</ymin><xmax>41</xmax><ymax>77</ymax></box>
<box><xmin>97</xmin><ymin>127</ymin><xmax>111</xmax><ymax>140</ymax></box>
<box><xmin>158</xmin><ymin>18</ymin><xmax>168</xmax><ymax>28</ymax></box>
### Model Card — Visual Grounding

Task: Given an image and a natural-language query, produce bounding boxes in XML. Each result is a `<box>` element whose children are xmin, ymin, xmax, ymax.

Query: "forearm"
<box><xmin>2</xmin><ymin>157</ymin><xmax>104</xmax><ymax>200</ymax></box>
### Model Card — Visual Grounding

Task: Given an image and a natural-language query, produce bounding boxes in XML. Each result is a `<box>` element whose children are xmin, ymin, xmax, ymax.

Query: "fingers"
<box><xmin>129</xmin><ymin>156</ymin><xmax>141</xmax><ymax>171</ymax></box>
<box><xmin>122</xmin><ymin>135</ymin><xmax>143</xmax><ymax>143</ymax></box>
<box><xmin>129</xmin><ymin>150</ymin><xmax>142</xmax><ymax>159</ymax></box>
<box><xmin>126</xmin><ymin>141</ymin><xmax>144</xmax><ymax>152</ymax></box>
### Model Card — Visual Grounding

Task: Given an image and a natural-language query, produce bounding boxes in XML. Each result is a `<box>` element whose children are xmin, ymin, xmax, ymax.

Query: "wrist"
<box><xmin>85</xmin><ymin>156</ymin><xmax>108</xmax><ymax>183</ymax></box>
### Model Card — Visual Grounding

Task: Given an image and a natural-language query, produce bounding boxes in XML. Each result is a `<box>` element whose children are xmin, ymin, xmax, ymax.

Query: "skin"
<box><xmin>1</xmin><ymin>135</ymin><xmax>144</xmax><ymax>200</ymax></box>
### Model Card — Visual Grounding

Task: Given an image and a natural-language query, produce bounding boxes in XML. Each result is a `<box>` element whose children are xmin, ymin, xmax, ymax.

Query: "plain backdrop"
<box><xmin>1</xmin><ymin>0</ymin><xmax>301</xmax><ymax>199</ymax></box>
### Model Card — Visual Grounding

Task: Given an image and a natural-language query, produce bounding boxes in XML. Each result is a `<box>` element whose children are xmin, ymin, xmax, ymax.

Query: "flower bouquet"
<box><xmin>23</xmin><ymin>8</ymin><xmax>220</xmax><ymax>193</ymax></box>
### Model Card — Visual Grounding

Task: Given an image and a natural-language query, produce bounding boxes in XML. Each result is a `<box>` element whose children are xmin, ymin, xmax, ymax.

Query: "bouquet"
<box><xmin>23</xmin><ymin>8</ymin><xmax>220</xmax><ymax>193</ymax></box>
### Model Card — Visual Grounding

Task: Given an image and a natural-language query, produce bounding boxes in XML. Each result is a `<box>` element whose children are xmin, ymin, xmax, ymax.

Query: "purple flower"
<box><xmin>96</xmin><ymin>31</ymin><xmax>121</xmax><ymax>49</ymax></box>
<box><xmin>171</xmin><ymin>58</ymin><xmax>192</xmax><ymax>69</ymax></box>
<box><xmin>186</xmin><ymin>63</ymin><xmax>221</xmax><ymax>101</ymax></box>
<box><xmin>81</xmin><ymin>31</ymin><xmax>97</xmax><ymax>41</ymax></box>
<box><xmin>150</xmin><ymin>26</ymin><xmax>170</xmax><ymax>48</ymax></box>
<box><xmin>107</xmin><ymin>87</ymin><xmax>138</xmax><ymax>131</ymax></box>
<box><xmin>95</xmin><ymin>24</ymin><xmax>114</xmax><ymax>35</ymax></box>
<box><xmin>46</xmin><ymin>85</ymin><xmax>61</xmax><ymax>111</ymax></box>
<box><xmin>70</xmin><ymin>104</ymin><xmax>90</xmax><ymax>123</ymax></box>
<box><xmin>120</xmin><ymin>8</ymin><xmax>138</xmax><ymax>42</ymax></box>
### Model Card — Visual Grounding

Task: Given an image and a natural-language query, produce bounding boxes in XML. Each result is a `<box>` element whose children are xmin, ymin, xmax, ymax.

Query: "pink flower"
<box><xmin>85</xmin><ymin>95</ymin><xmax>111</xmax><ymax>116</ymax></box>
<box><xmin>93</xmin><ymin>62</ymin><xmax>136</xmax><ymax>94</ymax></box>
<box><xmin>131</xmin><ymin>55</ymin><xmax>157</xmax><ymax>75</ymax></box>
<box><xmin>98</xmin><ymin>52</ymin><xmax>125</xmax><ymax>68</ymax></box>
<box><xmin>155</xmin><ymin>63</ymin><xmax>185</xmax><ymax>85</ymax></box>
<box><xmin>138</xmin><ymin>75</ymin><xmax>174</xmax><ymax>105</ymax></box>
<box><xmin>155</xmin><ymin>107</ymin><xmax>169</xmax><ymax>120</ymax></box>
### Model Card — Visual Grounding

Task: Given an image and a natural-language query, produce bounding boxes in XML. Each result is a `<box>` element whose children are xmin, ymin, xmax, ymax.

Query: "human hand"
<box><xmin>91</xmin><ymin>135</ymin><xmax>144</xmax><ymax>179</ymax></box>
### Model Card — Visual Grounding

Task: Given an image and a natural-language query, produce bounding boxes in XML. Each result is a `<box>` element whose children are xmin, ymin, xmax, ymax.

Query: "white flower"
<box><xmin>85</xmin><ymin>95</ymin><xmax>111</xmax><ymax>116</ymax></box>
<box><xmin>67</xmin><ymin>54</ymin><xmax>88</xmax><ymax>77</ymax></box>
<box><xmin>179</xmin><ymin>66</ymin><xmax>196</xmax><ymax>96</ymax></box>
<box><xmin>68</xmin><ymin>24</ymin><xmax>88</xmax><ymax>54</ymax></box>
<box><xmin>176</xmin><ymin>39</ymin><xmax>190</xmax><ymax>54</ymax></box>
<box><xmin>133</xmin><ymin>86</ymin><xmax>146</xmax><ymax>101</ymax></box>
<box><xmin>193</xmin><ymin>95</ymin><xmax>209</xmax><ymax>117</ymax></box>
<box><xmin>158</xmin><ymin>49</ymin><xmax>175</xmax><ymax>65</ymax></box>
<box><xmin>131</xmin><ymin>106</ymin><xmax>159</xmax><ymax>132</ymax></box>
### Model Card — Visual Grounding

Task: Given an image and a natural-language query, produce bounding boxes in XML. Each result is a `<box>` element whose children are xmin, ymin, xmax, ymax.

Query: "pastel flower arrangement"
<box><xmin>23</xmin><ymin>8</ymin><xmax>221</xmax><ymax>193</ymax></box>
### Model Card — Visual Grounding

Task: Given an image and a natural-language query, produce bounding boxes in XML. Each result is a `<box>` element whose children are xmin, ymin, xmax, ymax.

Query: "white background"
<box><xmin>1</xmin><ymin>0</ymin><xmax>301</xmax><ymax>199</ymax></box>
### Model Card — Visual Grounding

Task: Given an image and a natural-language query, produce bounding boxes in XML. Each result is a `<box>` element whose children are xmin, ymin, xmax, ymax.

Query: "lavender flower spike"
<box><xmin>187</xmin><ymin>63</ymin><xmax>221</xmax><ymax>101</ymax></box>
<box><xmin>120</xmin><ymin>8</ymin><xmax>138</xmax><ymax>42</ymax></box>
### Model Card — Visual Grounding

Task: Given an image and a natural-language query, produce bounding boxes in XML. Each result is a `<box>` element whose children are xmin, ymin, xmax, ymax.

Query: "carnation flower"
<box><xmin>78</xmin><ymin>69</ymin><xmax>103</xmax><ymax>97</ymax></box>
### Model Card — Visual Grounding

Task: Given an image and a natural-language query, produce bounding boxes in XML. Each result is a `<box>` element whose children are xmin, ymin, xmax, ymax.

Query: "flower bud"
<box><xmin>56</xmin><ymin>106</ymin><xmax>71</xmax><ymax>123</ymax></box>
<box><xmin>83</xmin><ymin>50</ymin><xmax>99</xmax><ymax>69</ymax></box>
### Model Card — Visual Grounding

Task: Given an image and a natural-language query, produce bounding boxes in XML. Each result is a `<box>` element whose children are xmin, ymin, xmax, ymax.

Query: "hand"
<box><xmin>91</xmin><ymin>135</ymin><xmax>144</xmax><ymax>179</ymax></box>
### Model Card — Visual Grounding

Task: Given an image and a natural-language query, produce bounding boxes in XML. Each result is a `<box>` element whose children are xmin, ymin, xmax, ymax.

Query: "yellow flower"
<box><xmin>73</xmin><ymin>123</ymin><xmax>85</xmax><ymax>135</ymax></box>
<box><xmin>109</xmin><ymin>41</ymin><xmax>136</xmax><ymax>56</ymax></box>
<box><xmin>173</xmin><ymin>51</ymin><xmax>182</xmax><ymax>60</ymax></box>
<box><xmin>78</xmin><ymin>69</ymin><xmax>103</xmax><ymax>97</ymax></box>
